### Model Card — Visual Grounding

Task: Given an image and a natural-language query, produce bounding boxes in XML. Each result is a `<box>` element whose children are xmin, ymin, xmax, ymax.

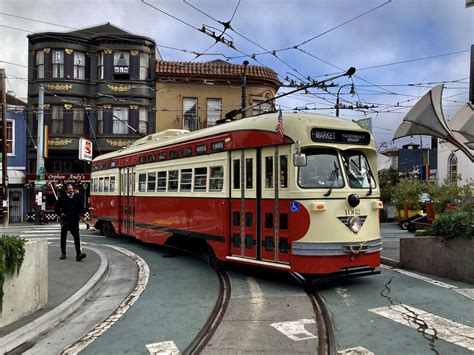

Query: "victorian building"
<box><xmin>27</xmin><ymin>23</ymin><xmax>159</xmax><ymax>211</ymax></box>
<box><xmin>155</xmin><ymin>60</ymin><xmax>280</xmax><ymax>131</ymax></box>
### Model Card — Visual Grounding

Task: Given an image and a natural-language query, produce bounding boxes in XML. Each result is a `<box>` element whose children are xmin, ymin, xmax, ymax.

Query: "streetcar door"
<box><xmin>260</xmin><ymin>146</ymin><xmax>291</xmax><ymax>264</ymax></box>
<box><xmin>120</xmin><ymin>167</ymin><xmax>135</xmax><ymax>235</ymax></box>
<box><xmin>230</xmin><ymin>149</ymin><xmax>258</xmax><ymax>259</ymax></box>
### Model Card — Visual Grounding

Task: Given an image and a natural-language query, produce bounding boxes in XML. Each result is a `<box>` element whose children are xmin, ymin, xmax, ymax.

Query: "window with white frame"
<box><xmin>183</xmin><ymin>98</ymin><xmax>198</xmax><ymax>131</ymax></box>
<box><xmin>168</xmin><ymin>170</ymin><xmax>179</xmax><ymax>191</ymax></box>
<box><xmin>51</xmin><ymin>106</ymin><xmax>64</xmax><ymax>134</ymax></box>
<box><xmin>157</xmin><ymin>171</ymin><xmax>167</xmax><ymax>191</ymax></box>
<box><xmin>209</xmin><ymin>166</ymin><xmax>224</xmax><ymax>191</ymax></box>
<box><xmin>74</xmin><ymin>52</ymin><xmax>85</xmax><ymax>79</ymax></box>
<box><xmin>138</xmin><ymin>173</ymin><xmax>146</xmax><ymax>192</ymax></box>
<box><xmin>114</xmin><ymin>51</ymin><xmax>129</xmax><ymax>77</ymax></box>
<box><xmin>207</xmin><ymin>99</ymin><xmax>221</xmax><ymax>126</ymax></box>
<box><xmin>139</xmin><ymin>107</ymin><xmax>148</xmax><ymax>134</ymax></box>
<box><xmin>448</xmin><ymin>153</ymin><xmax>458</xmax><ymax>181</ymax></box>
<box><xmin>139</xmin><ymin>52</ymin><xmax>149</xmax><ymax>80</ymax></box>
<box><xmin>73</xmin><ymin>108</ymin><xmax>84</xmax><ymax>134</ymax></box>
<box><xmin>194</xmin><ymin>167</ymin><xmax>207</xmax><ymax>192</ymax></box>
<box><xmin>52</xmin><ymin>50</ymin><xmax>65</xmax><ymax>78</ymax></box>
<box><xmin>6</xmin><ymin>120</ymin><xmax>14</xmax><ymax>155</ymax></box>
<box><xmin>113</xmin><ymin>107</ymin><xmax>128</xmax><ymax>134</ymax></box>
<box><xmin>180</xmin><ymin>169</ymin><xmax>192</xmax><ymax>191</ymax></box>
<box><xmin>36</xmin><ymin>50</ymin><xmax>44</xmax><ymax>79</ymax></box>
<box><xmin>252</xmin><ymin>100</ymin><xmax>272</xmax><ymax>116</ymax></box>
<box><xmin>147</xmin><ymin>172</ymin><xmax>156</xmax><ymax>192</ymax></box>
<box><xmin>97</xmin><ymin>109</ymin><xmax>103</xmax><ymax>134</ymax></box>
<box><xmin>98</xmin><ymin>52</ymin><xmax>105</xmax><ymax>80</ymax></box>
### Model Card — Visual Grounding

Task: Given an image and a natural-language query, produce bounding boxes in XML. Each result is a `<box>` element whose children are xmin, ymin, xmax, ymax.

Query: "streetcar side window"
<box><xmin>265</xmin><ymin>156</ymin><xmax>273</xmax><ymax>188</ymax></box>
<box><xmin>168</xmin><ymin>170</ymin><xmax>179</xmax><ymax>192</ymax></box>
<box><xmin>280</xmin><ymin>155</ymin><xmax>288</xmax><ymax>188</ymax></box>
<box><xmin>110</xmin><ymin>176</ymin><xmax>116</xmax><ymax>192</ymax></box>
<box><xmin>246</xmin><ymin>158</ymin><xmax>253</xmax><ymax>189</ymax></box>
<box><xmin>209</xmin><ymin>166</ymin><xmax>224</xmax><ymax>191</ymax></box>
<box><xmin>104</xmin><ymin>177</ymin><xmax>110</xmax><ymax>192</ymax></box>
<box><xmin>138</xmin><ymin>173</ymin><xmax>146</xmax><ymax>192</ymax></box>
<box><xmin>194</xmin><ymin>167</ymin><xmax>207</xmax><ymax>192</ymax></box>
<box><xmin>99</xmin><ymin>178</ymin><xmax>104</xmax><ymax>192</ymax></box>
<box><xmin>157</xmin><ymin>171</ymin><xmax>167</xmax><ymax>191</ymax></box>
<box><xmin>93</xmin><ymin>178</ymin><xmax>97</xmax><ymax>192</ymax></box>
<box><xmin>147</xmin><ymin>172</ymin><xmax>156</xmax><ymax>192</ymax></box>
<box><xmin>180</xmin><ymin>169</ymin><xmax>192</xmax><ymax>191</ymax></box>
<box><xmin>233</xmin><ymin>159</ymin><xmax>240</xmax><ymax>189</ymax></box>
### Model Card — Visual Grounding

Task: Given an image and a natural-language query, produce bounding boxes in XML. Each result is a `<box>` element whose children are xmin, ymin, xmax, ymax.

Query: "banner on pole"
<box><xmin>78</xmin><ymin>138</ymin><xmax>93</xmax><ymax>161</ymax></box>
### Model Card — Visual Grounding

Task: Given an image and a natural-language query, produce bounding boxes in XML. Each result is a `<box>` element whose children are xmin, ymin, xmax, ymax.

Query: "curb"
<box><xmin>0</xmin><ymin>246</ymin><xmax>109</xmax><ymax>354</ymax></box>
<box><xmin>381</xmin><ymin>256</ymin><xmax>401</xmax><ymax>268</ymax></box>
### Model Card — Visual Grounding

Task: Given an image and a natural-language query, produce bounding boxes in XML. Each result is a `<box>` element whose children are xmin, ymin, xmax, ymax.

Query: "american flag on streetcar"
<box><xmin>275</xmin><ymin>108</ymin><xmax>284</xmax><ymax>137</ymax></box>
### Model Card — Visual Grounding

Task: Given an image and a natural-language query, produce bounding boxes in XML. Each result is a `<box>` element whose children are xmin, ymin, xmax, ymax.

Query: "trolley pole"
<box><xmin>241</xmin><ymin>60</ymin><xmax>249</xmax><ymax>118</ymax></box>
<box><xmin>1</xmin><ymin>69</ymin><xmax>8</xmax><ymax>227</ymax></box>
<box><xmin>35</xmin><ymin>84</ymin><xmax>45</xmax><ymax>225</ymax></box>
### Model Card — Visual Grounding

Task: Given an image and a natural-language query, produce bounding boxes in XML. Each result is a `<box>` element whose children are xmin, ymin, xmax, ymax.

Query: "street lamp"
<box><xmin>336</xmin><ymin>83</ymin><xmax>355</xmax><ymax>117</ymax></box>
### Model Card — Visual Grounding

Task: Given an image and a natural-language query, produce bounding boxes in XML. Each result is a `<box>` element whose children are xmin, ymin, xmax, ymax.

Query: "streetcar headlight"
<box><xmin>348</xmin><ymin>216</ymin><xmax>362</xmax><ymax>233</ymax></box>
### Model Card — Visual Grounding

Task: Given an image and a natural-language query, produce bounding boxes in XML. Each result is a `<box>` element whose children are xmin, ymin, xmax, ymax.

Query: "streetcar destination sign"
<box><xmin>311</xmin><ymin>128</ymin><xmax>370</xmax><ymax>145</ymax></box>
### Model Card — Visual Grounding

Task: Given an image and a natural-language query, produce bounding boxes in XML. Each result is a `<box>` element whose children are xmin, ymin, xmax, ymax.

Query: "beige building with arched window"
<box><xmin>155</xmin><ymin>60</ymin><xmax>280</xmax><ymax>132</ymax></box>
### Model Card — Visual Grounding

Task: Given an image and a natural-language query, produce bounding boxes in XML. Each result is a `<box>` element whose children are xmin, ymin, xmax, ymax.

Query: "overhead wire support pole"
<box><xmin>1</xmin><ymin>68</ymin><xmax>8</xmax><ymax>226</ymax></box>
<box><xmin>241</xmin><ymin>60</ymin><xmax>249</xmax><ymax>118</ymax></box>
<box><xmin>35</xmin><ymin>84</ymin><xmax>45</xmax><ymax>225</ymax></box>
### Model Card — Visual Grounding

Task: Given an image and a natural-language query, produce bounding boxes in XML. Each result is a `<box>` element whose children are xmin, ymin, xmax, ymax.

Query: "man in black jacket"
<box><xmin>55</xmin><ymin>183</ymin><xmax>87</xmax><ymax>261</ymax></box>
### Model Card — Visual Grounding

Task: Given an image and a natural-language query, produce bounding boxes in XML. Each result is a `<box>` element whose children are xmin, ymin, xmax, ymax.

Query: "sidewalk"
<box><xmin>0</xmin><ymin>241</ymin><xmax>108</xmax><ymax>353</ymax></box>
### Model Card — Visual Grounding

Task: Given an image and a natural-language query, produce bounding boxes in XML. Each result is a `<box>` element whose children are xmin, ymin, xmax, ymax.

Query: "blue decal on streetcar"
<box><xmin>290</xmin><ymin>201</ymin><xmax>300</xmax><ymax>212</ymax></box>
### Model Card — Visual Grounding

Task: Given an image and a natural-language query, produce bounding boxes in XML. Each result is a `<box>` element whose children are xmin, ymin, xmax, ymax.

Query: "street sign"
<box><xmin>35</xmin><ymin>180</ymin><xmax>47</xmax><ymax>185</ymax></box>
<box><xmin>39</xmin><ymin>167</ymin><xmax>46</xmax><ymax>181</ymax></box>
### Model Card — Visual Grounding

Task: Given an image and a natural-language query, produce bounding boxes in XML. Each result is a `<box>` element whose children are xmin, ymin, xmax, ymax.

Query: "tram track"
<box><xmin>184</xmin><ymin>269</ymin><xmax>231</xmax><ymax>355</ymax></box>
<box><xmin>291</xmin><ymin>272</ymin><xmax>336</xmax><ymax>355</ymax></box>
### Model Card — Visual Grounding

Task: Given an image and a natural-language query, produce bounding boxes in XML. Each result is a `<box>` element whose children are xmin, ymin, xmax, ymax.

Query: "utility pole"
<box><xmin>241</xmin><ymin>60</ymin><xmax>249</xmax><ymax>118</ymax></box>
<box><xmin>470</xmin><ymin>44</ymin><xmax>473</xmax><ymax>104</ymax></box>
<box><xmin>1</xmin><ymin>69</ymin><xmax>8</xmax><ymax>227</ymax></box>
<box><xmin>35</xmin><ymin>84</ymin><xmax>45</xmax><ymax>225</ymax></box>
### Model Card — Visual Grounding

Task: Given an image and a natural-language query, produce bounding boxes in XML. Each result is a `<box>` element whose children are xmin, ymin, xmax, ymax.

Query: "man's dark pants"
<box><xmin>60</xmin><ymin>221</ymin><xmax>82</xmax><ymax>256</ymax></box>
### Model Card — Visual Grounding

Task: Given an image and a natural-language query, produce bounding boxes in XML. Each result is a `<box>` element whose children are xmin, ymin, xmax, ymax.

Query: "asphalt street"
<box><xmin>2</xmin><ymin>223</ymin><xmax>472</xmax><ymax>354</ymax></box>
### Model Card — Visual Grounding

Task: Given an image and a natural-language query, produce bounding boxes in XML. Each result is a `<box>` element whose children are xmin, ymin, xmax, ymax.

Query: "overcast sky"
<box><xmin>0</xmin><ymin>0</ymin><xmax>472</xmax><ymax>149</ymax></box>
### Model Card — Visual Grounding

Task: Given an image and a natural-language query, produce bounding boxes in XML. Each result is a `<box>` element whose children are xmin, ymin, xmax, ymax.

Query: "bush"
<box><xmin>379</xmin><ymin>168</ymin><xmax>400</xmax><ymax>204</ymax></box>
<box><xmin>392</xmin><ymin>177</ymin><xmax>425</xmax><ymax>210</ymax></box>
<box><xmin>431</xmin><ymin>205</ymin><xmax>474</xmax><ymax>239</ymax></box>
<box><xmin>427</xmin><ymin>178</ymin><xmax>474</xmax><ymax>214</ymax></box>
<box><xmin>0</xmin><ymin>235</ymin><xmax>26</xmax><ymax>313</ymax></box>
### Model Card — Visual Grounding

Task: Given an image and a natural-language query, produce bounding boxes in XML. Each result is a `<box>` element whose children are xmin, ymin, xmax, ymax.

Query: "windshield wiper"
<box><xmin>366</xmin><ymin>167</ymin><xmax>373</xmax><ymax>196</ymax></box>
<box><xmin>324</xmin><ymin>162</ymin><xmax>339</xmax><ymax>197</ymax></box>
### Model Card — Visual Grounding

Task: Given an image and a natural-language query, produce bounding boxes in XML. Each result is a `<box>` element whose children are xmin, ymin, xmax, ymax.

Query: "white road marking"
<box><xmin>337</xmin><ymin>346</ymin><xmax>374</xmax><ymax>355</ymax></box>
<box><xmin>381</xmin><ymin>265</ymin><xmax>474</xmax><ymax>300</ymax></box>
<box><xmin>146</xmin><ymin>341</ymin><xmax>181</xmax><ymax>354</ymax></box>
<box><xmin>369</xmin><ymin>304</ymin><xmax>474</xmax><ymax>351</ymax></box>
<box><xmin>270</xmin><ymin>319</ymin><xmax>317</xmax><ymax>341</ymax></box>
<box><xmin>61</xmin><ymin>244</ymin><xmax>150</xmax><ymax>354</ymax></box>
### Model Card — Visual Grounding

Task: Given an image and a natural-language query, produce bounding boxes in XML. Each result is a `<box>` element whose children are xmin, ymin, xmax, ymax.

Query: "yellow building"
<box><xmin>155</xmin><ymin>60</ymin><xmax>280</xmax><ymax>131</ymax></box>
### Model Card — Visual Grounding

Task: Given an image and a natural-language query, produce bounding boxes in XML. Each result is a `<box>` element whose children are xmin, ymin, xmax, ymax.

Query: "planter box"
<box><xmin>400</xmin><ymin>236</ymin><xmax>474</xmax><ymax>284</ymax></box>
<box><xmin>0</xmin><ymin>239</ymin><xmax>48</xmax><ymax>327</ymax></box>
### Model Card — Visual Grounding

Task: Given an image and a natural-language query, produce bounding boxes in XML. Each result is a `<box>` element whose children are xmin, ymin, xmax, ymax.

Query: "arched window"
<box><xmin>448</xmin><ymin>153</ymin><xmax>458</xmax><ymax>181</ymax></box>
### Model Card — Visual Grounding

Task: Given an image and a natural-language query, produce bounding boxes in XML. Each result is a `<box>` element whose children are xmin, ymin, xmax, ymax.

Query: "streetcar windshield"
<box><xmin>298</xmin><ymin>149</ymin><xmax>344</xmax><ymax>189</ymax></box>
<box><xmin>341</xmin><ymin>150</ymin><xmax>376</xmax><ymax>189</ymax></box>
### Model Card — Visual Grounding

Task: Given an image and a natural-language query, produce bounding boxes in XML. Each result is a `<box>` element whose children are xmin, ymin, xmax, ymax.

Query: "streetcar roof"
<box><xmin>93</xmin><ymin>112</ymin><xmax>374</xmax><ymax>162</ymax></box>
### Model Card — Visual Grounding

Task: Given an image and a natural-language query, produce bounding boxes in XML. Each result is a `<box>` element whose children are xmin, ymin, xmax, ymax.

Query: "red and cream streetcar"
<box><xmin>90</xmin><ymin>112</ymin><xmax>382</xmax><ymax>276</ymax></box>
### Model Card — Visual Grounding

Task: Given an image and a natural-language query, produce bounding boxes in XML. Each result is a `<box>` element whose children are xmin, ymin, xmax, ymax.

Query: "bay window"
<box><xmin>113</xmin><ymin>107</ymin><xmax>128</xmax><ymax>134</ymax></box>
<box><xmin>52</xmin><ymin>50</ymin><xmax>64</xmax><ymax>78</ymax></box>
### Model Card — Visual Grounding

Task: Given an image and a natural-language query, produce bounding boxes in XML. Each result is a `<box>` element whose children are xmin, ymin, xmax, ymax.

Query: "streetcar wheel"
<box><xmin>101</xmin><ymin>222</ymin><xmax>116</xmax><ymax>238</ymax></box>
<box><xmin>203</xmin><ymin>246</ymin><xmax>222</xmax><ymax>271</ymax></box>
